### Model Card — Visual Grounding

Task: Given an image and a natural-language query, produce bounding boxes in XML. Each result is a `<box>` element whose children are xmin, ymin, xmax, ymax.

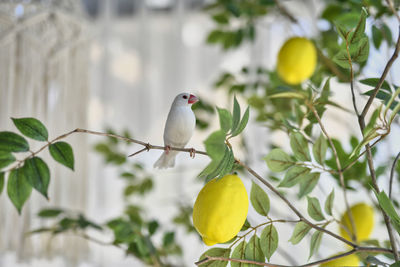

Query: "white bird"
<box><xmin>154</xmin><ymin>93</ymin><xmax>198</xmax><ymax>169</ymax></box>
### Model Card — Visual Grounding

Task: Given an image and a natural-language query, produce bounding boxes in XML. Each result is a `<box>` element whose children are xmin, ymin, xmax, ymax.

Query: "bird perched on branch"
<box><xmin>154</xmin><ymin>93</ymin><xmax>198</xmax><ymax>168</ymax></box>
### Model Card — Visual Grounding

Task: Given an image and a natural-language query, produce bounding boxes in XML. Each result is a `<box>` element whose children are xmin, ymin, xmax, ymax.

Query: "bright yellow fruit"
<box><xmin>339</xmin><ymin>203</ymin><xmax>374</xmax><ymax>242</ymax></box>
<box><xmin>319</xmin><ymin>253</ymin><xmax>360</xmax><ymax>267</ymax></box>
<box><xmin>277</xmin><ymin>37</ymin><xmax>317</xmax><ymax>85</ymax></box>
<box><xmin>193</xmin><ymin>174</ymin><xmax>249</xmax><ymax>246</ymax></box>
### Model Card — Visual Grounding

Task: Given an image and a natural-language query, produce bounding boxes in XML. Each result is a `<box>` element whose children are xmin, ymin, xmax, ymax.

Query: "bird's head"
<box><xmin>173</xmin><ymin>93</ymin><xmax>199</xmax><ymax>107</ymax></box>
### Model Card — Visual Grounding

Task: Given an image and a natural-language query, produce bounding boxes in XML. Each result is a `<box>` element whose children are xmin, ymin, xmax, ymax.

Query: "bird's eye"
<box><xmin>183</xmin><ymin>95</ymin><xmax>188</xmax><ymax>99</ymax></box>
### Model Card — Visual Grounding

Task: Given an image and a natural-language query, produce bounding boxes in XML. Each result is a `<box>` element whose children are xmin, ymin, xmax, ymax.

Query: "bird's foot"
<box><xmin>165</xmin><ymin>145</ymin><xmax>171</xmax><ymax>155</ymax></box>
<box><xmin>189</xmin><ymin>148</ymin><xmax>196</xmax><ymax>158</ymax></box>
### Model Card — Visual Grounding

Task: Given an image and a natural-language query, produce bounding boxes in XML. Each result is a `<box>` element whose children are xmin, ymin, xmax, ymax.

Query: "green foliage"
<box><xmin>260</xmin><ymin>224</ymin><xmax>278</xmax><ymax>261</ymax></box>
<box><xmin>309</xmin><ymin>230</ymin><xmax>323</xmax><ymax>259</ymax></box>
<box><xmin>0</xmin><ymin>131</ymin><xmax>29</xmax><ymax>152</ymax></box>
<box><xmin>7</xmin><ymin>168</ymin><xmax>32</xmax><ymax>214</ymax></box>
<box><xmin>12</xmin><ymin>117</ymin><xmax>48</xmax><ymax>141</ymax></box>
<box><xmin>0</xmin><ymin>152</ymin><xmax>16</xmax><ymax>169</ymax></box>
<box><xmin>231</xmin><ymin>241</ymin><xmax>246</xmax><ymax>267</ymax></box>
<box><xmin>289</xmin><ymin>221</ymin><xmax>312</xmax><ymax>245</ymax></box>
<box><xmin>374</xmin><ymin>190</ymin><xmax>400</xmax><ymax>235</ymax></box>
<box><xmin>250</xmin><ymin>182</ymin><xmax>270</xmax><ymax>216</ymax></box>
<box><xmin>0</xmin><ymin>172</ymin><xmax>3</xmax><ymax>195</ymax></box>
<box><xmin>49</xmin><ymin>142</ymin><xmax>74</xmax><ymax>170</ymax></box>
<box><xmin>199</xmin><ymin>247</ymin><xmax>231</xmax><ymax>267</ymax></box>
<box><xmin>264</xmin><ymin>149</ymin><xmax>294</xmax><ymax>172</ymax></box>
<box><xmin>279</xmin><ymin>166</ymin><xmax>310</xmax><ymax>188</ymax></box>
<box><xmin>324</xmin><ymin>189</ymin><xmax>335</xmax><ymax>216</ymax></box>
<box><xmin>244</xmin><ymin>235</ymin><xmax>265</xmax><ymax>266</ymax></box>
<box><xmin>307</xmin><ymin>196</ymin><xmax>325</xmax><ymax>221</ymax></box>
<box><xmin>290</xmin><ymin>132</ymin><xmax>311</xmax><ymax>162</ymax></box>
<box><xmin>24</xmin><ymin>157</ymin><xmax>50</xmax><ymax>199</ymax></box>
<box><xmin>313</xmin><ymin>135</ymin><xmax>328</xmax><ymax>165</ymax></box>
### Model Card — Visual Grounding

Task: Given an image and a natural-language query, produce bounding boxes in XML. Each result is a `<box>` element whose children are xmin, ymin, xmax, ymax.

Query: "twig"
<box><xmin>386</xmin><ymin>0</ymin><xmax>400</xmax><ymax>22</ymax></box>
<box><xmin>2</xmin><ymin>128</ymin><xmax>207</xmax><ymax>173</ymax></box>
<box><xmin>273</xmin><ymin>0</ymin><xmax>297</xmax><ymax>24</ymax></box>
<box><xmin>308</xmin><ymin>104</ymin><xmax>356</xmax><ymax>242</ymax></box>
<box><xmin>389</xmin><ymin>151</ymin><xmax>400</xmax><ymax>199</ymax></box>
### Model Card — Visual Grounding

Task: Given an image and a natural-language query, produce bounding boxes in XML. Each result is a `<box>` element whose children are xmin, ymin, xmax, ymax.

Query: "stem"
<box><xmin>308</xmin><ymin>104</ymin><xmax>356</xmax><ymax>242</ymax></box>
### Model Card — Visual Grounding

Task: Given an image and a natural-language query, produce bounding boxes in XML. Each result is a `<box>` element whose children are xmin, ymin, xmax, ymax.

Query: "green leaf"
<box><xmin>148</xmin><ymin>220</ymin><xmax>159</xmax><ymax>235</ymax></box>
<box><xmin>363</xmin><ymin>107</ymin><xmax>380</xmax><ymax>136</ymax></box>
<box><xmin>324</xmin><ymin>189</ymin><xmax>335</xmax><ymax>216</ymax></box>
<box><xmin>309</xmin><ymin>230</ymin><xmax>323</xmax><ymax>259</ymax></box>
<box><xmin>250</xmin><ymin>182</ymin><xmax>270</xmax><ymax>216</ymax></box>
<box><xmin>290</xmin><ymin>132</ymin><xmax>311</xmax><ymax>161</ymax></box>
<box><xmin>0</xmin><ymin>172</ymin><xmax>4</xmax><ymax>195</ymax></box>
<box><xmin>231</xmin><ymin>96</ymin><xmax>241</xmax><ymax>134</ymax></box>
<box><xmin>391</xmin><ymin>261</ymin><xmax>400</xmax><ymax>267</ymax></box>
<box><xmin>366</xmin><ymin>255</ymin><xmax>389</xmax><ymax>266</ymax></box>
<box><xmin>231</xmin><ymin>241</ymin><xmax>246</xmax><ymax>267</ymax></box>
<box><xmin>231</xmin><ymin>106</ymin><xmax>249</xmax><ymax>137</ymax></box>
<box><xmin>382</xmin><ymin>23</ymin><xmax>393</xmax><ymax>45</ymax></box>
<box><xmin>49</xmin><ymin>142</ymin><xmax>74</xmax><ymax>170</ymax></box>
<box><xmin>335</xmin><ymin>23</ymin><xmax>350</xmax><ymax>41</ymax></box>
<box><xmin>372</xmin><ymin>25</ymin><xmax>383</xmax><ymax>49</ymax></box>
<box><xmin>333</xmin><ymin>50</ymin><xmax>351</xmax><ymax>69</ymax></box>
<box><xmin>289</xmin><ymin>221</ymin><xmax>312</xmax><ymax>245</ymax></box>
<box><xmin>350</xmin><ymin>36</ymin><xmax>369</xmax><ymax>63</ymax></box>
<box><xmin>244</xmin><ymin>235</ymin><xmax>265</xmax><ymax>266</ymax></box>
<box><xmin>7</xmin><ymin>168</ymin><xmax>32</xmax><ymax>214</ymax></box>
<box><xmin>359</xmin><ymin>78</ymin><xmax>392</xmax><ymax>92</ymax></box>
<box><xmin>298</xmin><ymin>172</ymin><xmax>320</xmax><ymax>198</ymax></box>
<box><xmin>12</xmin><ymin>117</ymin><xmax>48</xmax><ymax>141</ymax></box>
<box><xmin>313</xmin><ymin>135</ymin><xmax>327</xmax><ymax>165</ymax></box>
<box><xmin>307</xmin><ymin>196</ymin><xmax>325</xmax><ymax>221</ymax></box>
<box><xmin>217</xmin><ymin>108</ymin><xmax>232</xmax><ymax>133</ymax></box>
<box><xmin>260</xmin><ymin>224</ymin><xmax>278</xmax><ymax>261</ymax></box>
<box><xmin>264</xmin><ymin>148</ymin><xmax>294</xmax><ymax>172</ymax></box>
<box><xmin>207</xmin><ymin>30</ymin><xmax>224</xmax><ymax>44</ymax></box>
<box><xmin>212</xmin><ymin>13</ymin><xmax>229</xmax><ymax>24</ymax></box>
<box><xmin>204</xmin><ymin>130</ymin><xmax>226</xmax><ymax>161</ymax></box>
<box><xmin>0</xmin><ymin>152</ymin><xmax>16</xmax><ymax>169</ymax></box>
<box><xmin>38</xmin><ymin>208</ymin><xmax>63</xmax><ymax>217</ymax></box>
<box><xmin>199</xmin><ymin>248</ymin><xmax>230</xmax><ymax>267</ymax></box>
<box><xmin>349</xmin><ymin>8</ymin><xmax>367</xmax><ymax>44</ymax></box>
<box><xmin>24</xmin><ymin>157</ymin><xmax>50</xmax><ymax>199</ymax></box>
<box><xmin>269</xmin><ymin>92</ymin><xmax>306</xmax><ymax>99</ymax></box>
<box><xmin>374</xmin><ymin>190</ymin><xmax>400</xmax><ymax>235</ymax></box>
<box><xmin>0</xmin><ymin>131</ymin><xmax>29</xmax><ymax>152</ymax></box>
<box><xmin>278</xmin><ymin>166</ymin><xmax>310</xmax><ymax>188</ymax></box>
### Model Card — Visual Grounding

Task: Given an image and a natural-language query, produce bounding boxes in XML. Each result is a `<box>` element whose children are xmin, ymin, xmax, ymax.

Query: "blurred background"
<box><xmin>0</xmin><ymin>0</ymin><xmax>400</xmax><ymax>266</ymax></box>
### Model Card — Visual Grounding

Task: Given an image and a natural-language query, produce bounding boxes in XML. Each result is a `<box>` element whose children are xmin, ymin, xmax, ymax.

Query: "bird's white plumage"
<box><xmin>154</xmin><ymin>93</ymin><xmax>197</xmax><ymax>168</ymax></box>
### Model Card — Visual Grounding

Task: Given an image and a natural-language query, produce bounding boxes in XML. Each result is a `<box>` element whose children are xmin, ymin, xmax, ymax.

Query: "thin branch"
<box><xmin>386</xmin><ymin>0</ymin><xmax>400</xmax><ymax>22</ymax></box>
<box><xmin>196</xmin><ymin>246</ymin><xmax>394</xmax><ymax>267</ymax></box>
<box><xmin>360</xmin><ymin>26</ymin><xmax>400</xmax><ymax>120</ymax></box>
<box><xmin>389</xmin><ymin>151</ymin><xmax>400</xmax><ymax>199</ymax></box>
<box><xmin>273</xmin><ymin>0</ymin><xmax>297</xmax><ymax>24</ymax></box>
<box><xmin>2</xmin><ymin>128</ymin><xmax>207</xmax><ymax>174</ymax></box>
<box><xmin>308</xmin><ymin>104</ymin><xmax>356</xmax><ymax>242</ymax></box>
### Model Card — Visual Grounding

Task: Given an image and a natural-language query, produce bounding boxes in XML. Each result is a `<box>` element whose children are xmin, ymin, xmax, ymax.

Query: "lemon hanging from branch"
<box><xmin>193</xmin><ymin>174</ymin><xmax>249</xmax><ymax>246</ymax></box>
<box><xmin>277</xmin><ymin>37</ymin><xmax>317</xmax><ymax>85</ymax></box>
<box><xmin>339</xmin><ymin>203</ymin><xmax>374</xmax><ymax>242</ymax></box>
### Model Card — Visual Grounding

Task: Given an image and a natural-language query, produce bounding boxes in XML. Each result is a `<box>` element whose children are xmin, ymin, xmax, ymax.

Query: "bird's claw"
<box><xmin>165</xmin><ymin>145</ymin><xmax>171</xmax><ymax>155</ymax></box>
<box><xmin>189</xmin><ymin>148</ymin><xmax>196</xmax><ymax>158</ymax></box>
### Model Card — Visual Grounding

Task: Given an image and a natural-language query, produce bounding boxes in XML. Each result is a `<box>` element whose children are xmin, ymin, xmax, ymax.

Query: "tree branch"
<box><xmin>308</xmin><ymin>104</ymin><xmax>356</xmax><ymax>242</ymax></box>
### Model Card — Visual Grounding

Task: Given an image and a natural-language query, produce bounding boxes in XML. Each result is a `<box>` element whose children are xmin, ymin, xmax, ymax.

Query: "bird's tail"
<box><xmin>153</xmin><ymin>151</ymin><xmax>178</xmax><ymax>169</ymax></box>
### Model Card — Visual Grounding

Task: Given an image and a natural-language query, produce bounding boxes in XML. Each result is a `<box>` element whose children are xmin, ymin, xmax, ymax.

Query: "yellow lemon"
<box><xmin>193</xmin><ymin>174</ymin><xmax>249</xmax><ymax>246</ymax></box>
<box><xmin>339</xmin><ymin>203</ymin><xmax>374</xmax><ymax>242</ymax></box>
<box><xmin>319</xmin><ymin>253</ymin><xmax>360</xmax><ymax>267</ymax></box>
<box><xmin>277</xmin><ymin>37</ymin><xmax>317</xmax><ymax>85</ymax></box>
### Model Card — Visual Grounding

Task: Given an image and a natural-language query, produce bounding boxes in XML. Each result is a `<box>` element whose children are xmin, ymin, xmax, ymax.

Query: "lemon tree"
<box><xmin>277</xmin><ymin>37</ymin><xmax>317</xmax><ymax>85</ymax></box>
<box><xmin>193</xmin><ymin>174</ymin><xmax>249</xmax><ymax>246</ymax></box>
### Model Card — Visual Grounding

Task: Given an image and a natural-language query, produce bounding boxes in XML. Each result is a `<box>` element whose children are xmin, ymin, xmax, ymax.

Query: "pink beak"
<box><xmin>188</xmin><ymin>94</ymin><xmax>199</xmax><ymax>104</ymax></box>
